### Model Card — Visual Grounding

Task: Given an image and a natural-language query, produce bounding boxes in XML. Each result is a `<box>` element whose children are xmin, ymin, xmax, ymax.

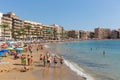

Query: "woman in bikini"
<box><xmin>43</xmin><ymin>56</ymin><xmax>47</xmax><ymax>67</ymax></box>
<box><xmin>53</xmin><ymin>55</ymin><xmax>58</xmax><ymax>68</ymax></box>
<box><xmin>47</xmin><ymin>55</ymin><xmax>52</xmax><ymax>68</ymax></box>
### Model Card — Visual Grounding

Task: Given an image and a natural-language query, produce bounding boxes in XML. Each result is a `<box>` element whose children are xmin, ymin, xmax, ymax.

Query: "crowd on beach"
<box><xmin>0</xmin><ymin>41</ymin><xmax>64</xmax><ymax>72</ymax></box>
<box><xmin>21</xmin><ymin>43</ymin><xmax>64</xmax><ymax>72</ymax></box>
<box><xmin>40</xmin><ymin>52</ymin><xmax>64</xmax><ymax>68</ymax></box>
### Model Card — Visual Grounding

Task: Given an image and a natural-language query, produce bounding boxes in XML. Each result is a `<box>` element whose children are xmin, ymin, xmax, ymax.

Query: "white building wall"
<box><xmin>0</xmin><ymin>12</ymin><xmax>3</xmax><ymax>37</ymax></box>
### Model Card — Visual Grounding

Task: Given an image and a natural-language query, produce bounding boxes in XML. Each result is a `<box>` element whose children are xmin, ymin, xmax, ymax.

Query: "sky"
<box><xmin>0</xmin><ymin>0</ymin><xmax>120</xmax><ymax>31</ymax></box>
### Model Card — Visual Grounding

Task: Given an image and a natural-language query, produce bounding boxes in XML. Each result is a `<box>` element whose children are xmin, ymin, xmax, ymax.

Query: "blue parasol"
<box><xmin>0</xmin><ymin>50</ymin><xmax>9</xmax><ymax>53</ymax></box>
<box><xmin>15</xmin><ymin>48</ymin><xmax>23</xmax><ymax>51</ymax></box>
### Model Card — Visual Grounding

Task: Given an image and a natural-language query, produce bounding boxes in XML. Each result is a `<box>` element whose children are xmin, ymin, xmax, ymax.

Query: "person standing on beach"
<box><xmin>28</xmin><ymin>45</ymin><xmax>32</xmax><ymax>55</ymax></box>
<box><xmin>30</xmin><ymin>56</ymin><xmax>34</xmax><ymax>66</ymax></box>
<box><xmin>23</xmin><ymin>55</ymin><xmax>27</xmax><ymax>66</ymax></box>
<box><xmin>37</xmin><ymin>47</ymin><xmax>39</xmax><ymax>52</ymax></box>
<box><xmin>40</xmin><ymin>44</ymin><xmax>43</xmax><ymax>50</ymax></box>
<box><xmin>53</xmin><ymin>55</ymin><xmax>58</xmax><ymax>68</ymax></box>
<box><xmin>47</xmin><ymin>55</ymin><xmax>52</xmax><ymax>68</ymax></box>
<box><xmin>36</xmin><ymin>44</ymin><xmax>39</xmax><ymax>52</ymax></box>
<box><xmin>21</xmin><ymin>54</ymin><xmax>24</xmax><ymax>65</ymax></box>
<box><xmin>60</xmin><ymin>56</ymin><xmax>64</xmax><ymax>65</ymax></box>
<box><xmin>43</xmin><ymin>56</ymin><xmax>47</xmax><ymax>67</ymax></box>
<box><xmin>27</xmin><ymin>55</ymin><xmax>31</xmax><ymax>66</ymax></box>
<box><xmin>39</xmin><ymin>54</ymin><xmax>43</xmax><ymax>63</ymax></box>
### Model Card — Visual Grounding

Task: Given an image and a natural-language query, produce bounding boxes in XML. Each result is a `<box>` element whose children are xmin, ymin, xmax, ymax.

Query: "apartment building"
<box><xmin>0</xmin><ymin>12</ymin><xmax>13</xmax><ymax>40</ymax></box>
<box><xmin>1</xmin><ymin>12</ymin><xmax>24</xmax><ymax>39</ymax></box>
<box><xmin>95</xmin><ymin>27</ymin><xmax>111</xmax><ymax>39</ymax></box>
<box><xmin>0</xmin><ymin>12</ymin><xmax>65</xmax><ymax>40</ymax></box>
<box><xmin>111</xmin><ymin>30</ymin><xmax>119</xmax><ymax>39</ymax></box>
<box><xmin>0</xmin><ymin>12</ymin><xmax>3</xmax><ymax>40</ymax></box>
<box><xmin>24</xmin><ymin>20</ymin><xmax>43</xmax><ymax>39</ymax></box>
<box><xmin>67</xmin><ymin>30</ymin><xmax>79</xmax><ymax>39</ymax></box>
<box><xmin>79</xmin><ymin>30</ymin><xmax>88</xmax><ymax>40</ymax></box>
<box><xmin>50</xmin><ymin>24</ymin><xmax>64</xmax><ymax>40</ymax></box>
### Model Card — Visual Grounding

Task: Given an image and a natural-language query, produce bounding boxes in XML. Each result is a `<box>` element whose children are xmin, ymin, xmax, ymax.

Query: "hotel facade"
<box><xmin>95</xmin><ymin>27</ymin><xmax>111</xmax><ymax>39</ymax></box>
<box><xmin>0</xmin><ymin>12</ymin><xmax>64</xmax><ymax>40</ymax></box>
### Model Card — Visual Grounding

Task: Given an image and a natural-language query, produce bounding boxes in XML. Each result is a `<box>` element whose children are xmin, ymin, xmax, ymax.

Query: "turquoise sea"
<box><xmin>45</xmin><ymin>40</ymin><xmax>120</xmax><ymax>80</ymax></box>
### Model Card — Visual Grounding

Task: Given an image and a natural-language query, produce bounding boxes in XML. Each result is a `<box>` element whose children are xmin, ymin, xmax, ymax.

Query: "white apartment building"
<box><xmin>0</xmin><ymin>12</ymin><xmax>3</xmax><ymax>40</ymax></box>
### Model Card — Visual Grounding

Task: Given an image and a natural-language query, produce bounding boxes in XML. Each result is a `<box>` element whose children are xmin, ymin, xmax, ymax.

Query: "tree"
<box><xmin>89</xmin><ymin>32</ymin><xmax>95</xmax><ymax>39</ymax></box>
<box><xmin>53</xmin><ymin>27</ymin><xmax>57</xmax><ymax>40</ymax></box>
<box><xmin>34</xmin><ymin>28</ymin><xmax>39</xmax><ymax>39</ymax></box>
<box><xmin>39</xmin><ymin>28</ymin><xmax>42</xmax><ymax>38</ymax></box>
<box><xmin>15</xmin><ymin>30</ymin><xmax>22</xmax><ymax>39</ymax></box>
<box><xmin>20</xmin><ymin>28</ymin><xmax>26</xmax><ymax>39</ymax></box>
<box><xmin>0</xmin><ymin>23</ymin><xmax>9</xmax><ymax>40</ymax></box>
<box><xmin>31</xmin><ymin>32</ymin><xmax>35</xmax><ymax>39</ymax></box>
<box><xmin>25</xmin><ymin>25</ymin><xmax>32</xmax><ymax>38</ymax></box>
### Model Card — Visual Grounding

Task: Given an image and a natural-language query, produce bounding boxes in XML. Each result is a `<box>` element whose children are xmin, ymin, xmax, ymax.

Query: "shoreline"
<box><xmin>0</xmin><ymin>42</ymin><xmax>86</xmax><ymax>80</ymax></box>
<box><xmin>44</xmin><ymin>42</ymin><xmax>95</xmax><ymax>80</ymax></box>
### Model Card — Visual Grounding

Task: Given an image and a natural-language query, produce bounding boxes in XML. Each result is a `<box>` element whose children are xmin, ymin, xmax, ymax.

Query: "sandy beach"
<box><xmin>0</xmin><ymin>42</ymin><xmax>85</xmax><ymax>80</ymax></box>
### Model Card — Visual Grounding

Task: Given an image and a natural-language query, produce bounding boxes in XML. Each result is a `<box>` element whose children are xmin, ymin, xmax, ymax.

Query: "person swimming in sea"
<box><xmin>103</xmin><ymin>50</ymin><xmax>106</xmax><ymax>55</ymax></box>
<box><xmin>91</xmin><ymin>48</ymin><xmax>92</xmax><ymax>51</ymax></box>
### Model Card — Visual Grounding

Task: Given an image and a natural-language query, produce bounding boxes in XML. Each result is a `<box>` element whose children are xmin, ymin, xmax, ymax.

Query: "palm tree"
<box><xmin>38</xmin><ymin>27</ymin><xmax>42</xmax><ymax>39</ymax></box>
<box><xmin>53</xmin><ymin>27</ymin><xmax>57</xmax><ymax>40</ymax></box>
<box><xmin>25</xmin><ymin>25</ymin><xmax>32</xmax><ymax>38</ymax></box>
<box><xmin>15</xmin><ymin>30</ymin><xmax>22</xmax><ymax>39</ymax></box>
<box><xmin>0</xmin><ymin>23</ymin><xmax>9</xmax><ymax>40</ymax></box>
<box><xmin>20</xmin><ymin>28</ymin><xmax>26</xmax><ymax>39</ymax></box>
<box><xmin>31</xmin><ymin>32</ymin><xmax>35</xmax><ymax>39</ymax></box>
<box><xmin>34</xmin><ymin>28</ymin><xmax>39</xmax><ymax>39</ymax></box>
<box><xmin>10</xmin><ymin>28</ymin><xmax>16</xmax><ymax>40</ymax></box>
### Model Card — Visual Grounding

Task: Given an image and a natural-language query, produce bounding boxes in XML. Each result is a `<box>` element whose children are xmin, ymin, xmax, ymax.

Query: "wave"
<box><xmin>44</xmin><ymin>45</ymin><xmax>50</xmax><ymax>48</ymax></box>
<box><xmin>64</xmin><ymin>60</ymin><xmax>94</xmax><ymax>80</ymax></box>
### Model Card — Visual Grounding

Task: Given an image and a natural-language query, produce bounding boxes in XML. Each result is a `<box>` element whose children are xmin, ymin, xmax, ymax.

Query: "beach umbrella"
<box><xmin>0</xmin><ymin>52</ymin><xmax>4</xmax><ymax>56</ymax></box>
<box><xmin>15</xmin><ymin>48</ymin><xmax>23</xmax><ymax>51</ymax></box>
<box><xmin>0</xmin><ymin>50</ymin><xmax>9</xmax><ymax>53</ymax></box>
<box><xmin>0</xmin><ymin>50</ymin><xmax>8</xmax><ymax>57</ymax></box>
<box><xmin>0</xmin><ymin>43</ymin><xmax>5</xmax><ymax>46</ymax></box>
<box><xmin>15</xmin><ymin>48</ymin><xmax>23</xmax><ymax>54</ymax></box>
<box><xmin>6</xmin><ymin>47</ymin><xmax>14</xmax><ymax>50</ymax></box>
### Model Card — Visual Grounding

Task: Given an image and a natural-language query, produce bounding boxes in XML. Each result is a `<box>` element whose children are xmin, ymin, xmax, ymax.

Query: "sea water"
<box><xmin>45</xmin><ymin>40</ymin><xmax>120</xmax><ymax>80</ymax></box>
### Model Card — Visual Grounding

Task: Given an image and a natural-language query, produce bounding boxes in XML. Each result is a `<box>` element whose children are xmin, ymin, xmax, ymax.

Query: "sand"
<box><xmin>0</xmin><ymin>42</ymin><xmax>85</xmax><ymax>80</ymax></box>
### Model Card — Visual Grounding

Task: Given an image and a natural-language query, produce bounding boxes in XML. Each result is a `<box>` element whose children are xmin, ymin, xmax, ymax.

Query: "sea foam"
<box><xmin>64</xmin><ymin>60</ymin><xmax>94</xmax><ymax>80</ymax></box>
<box><xmin>45</xmin><ymin>44</ymin><xmax>94</xmax><ymax>80</ymax></box>
<box><xmin>44</xmin><ymin>45</ymin><xmax>50</xmax><ymax>48</ymax></box>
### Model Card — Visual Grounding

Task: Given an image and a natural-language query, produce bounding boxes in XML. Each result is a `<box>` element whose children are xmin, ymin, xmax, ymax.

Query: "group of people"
<box><xmin>21</xmin><ymin>43</ymin><xmax>64</xmax><ymax>72</ymax></box>
<box><xmin>21</xmin><ymin>54</ymin><xmax>33</xmax><ymax>66</ymax></box>
<box><xmin>39</xmin><ymin>53</ymin><xmax>64</xmax><ymax>68</ymax></box>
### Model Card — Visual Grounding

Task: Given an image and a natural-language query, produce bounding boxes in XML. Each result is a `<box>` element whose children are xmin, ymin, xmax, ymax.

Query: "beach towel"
<box><xmin>0</xmin><ymin>62</ymin><xmax>10</xmax><ymax>64</ymax></box>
